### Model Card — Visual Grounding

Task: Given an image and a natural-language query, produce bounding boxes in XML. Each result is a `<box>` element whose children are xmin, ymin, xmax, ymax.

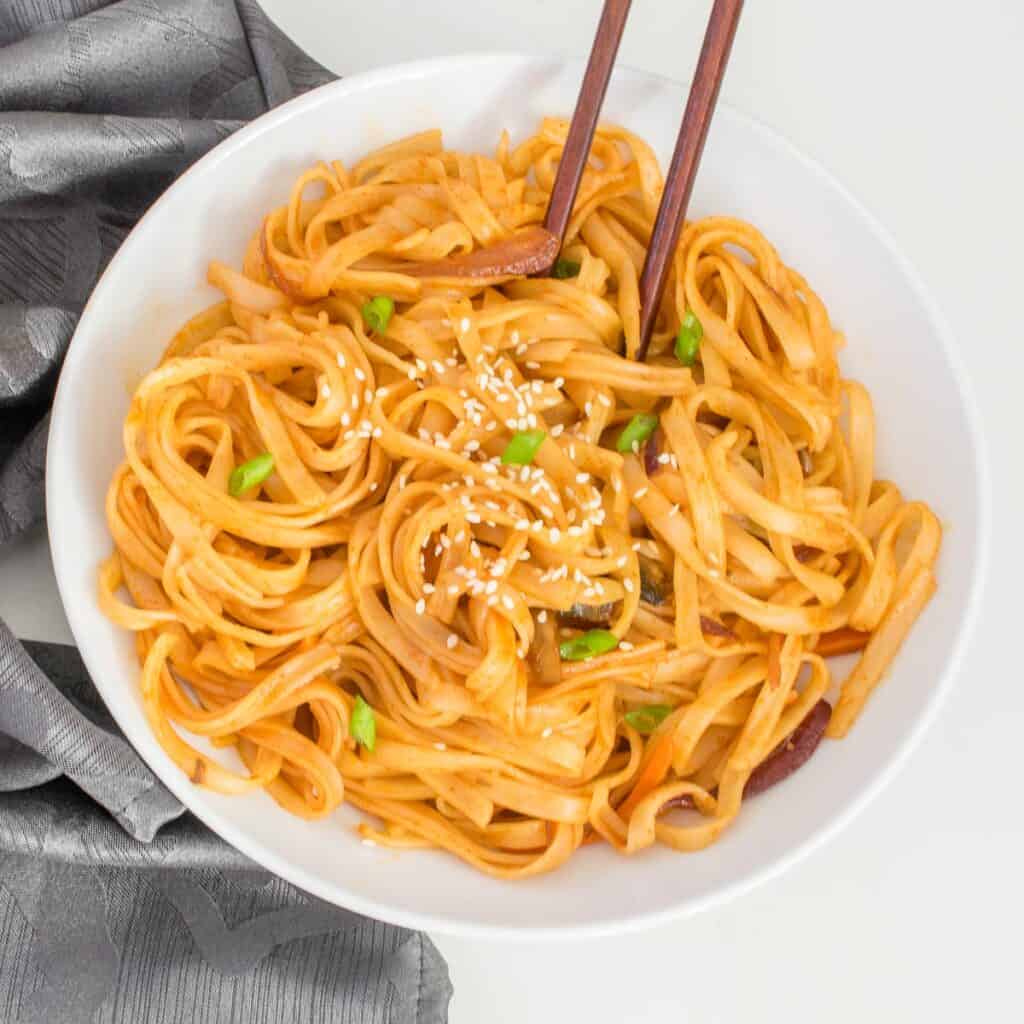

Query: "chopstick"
<box><xmin>543</xmin><ymin>0</ymin><xmax>633</xmax><ymax>244</ymax></box>
<box><xmin>636</xmin><ymin>0</ymin><xmax>744</xmax><ymax>360</ymax></box>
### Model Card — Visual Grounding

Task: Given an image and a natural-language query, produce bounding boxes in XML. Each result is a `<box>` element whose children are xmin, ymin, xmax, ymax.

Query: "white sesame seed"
<box><xmin>541</xmin><ymin>727</ymin><xmax>553</xmax><ymax>738</ymax></box>
<box><xmin>354</xmin><ymin>367</ymin><xmax>367</xmax><ymax>382</ymax></box>
<box><xmin>446</xmin><ymin>634</ymin><xmax>458</xmax><ymax>650</ymax></box>
<box><xmin>460</xmin><ymin>317</ymin><xmax>471</xmax><ymax>332</ymax></box>
<box><xmin>633</xmin><ymin>487</ymin><xmax>648</xmax><ymax>500</ymax></box>
<box><xmin>537</xmin><ymin>610</ymin><xmax>548</xmax><ymax>623</ymax></box>
<box><xmin>415</xmin><ymin>598</ymin><xmax>426</xmax><ymax>614</ymax></box>
<box><xmin>337</xmin><ymin>352</ymin><xmax>347</xmax><ymax>368</ymax></box>
<box><xmin>623</xmin><ymin>578</ymin><xmax>635</xmax><ymax>593</ymax></box>
<box><xmin>502</xmin><ymin>594</ymin><xmax>515</xmax><ymax>610</ymax></box>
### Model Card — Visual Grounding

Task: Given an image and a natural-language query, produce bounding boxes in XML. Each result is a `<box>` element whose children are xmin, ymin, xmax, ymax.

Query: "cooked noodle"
<box><xmin>101</xmin><ymin>120</ymin><xmax>941</xmax><ymax>877</ymax></box>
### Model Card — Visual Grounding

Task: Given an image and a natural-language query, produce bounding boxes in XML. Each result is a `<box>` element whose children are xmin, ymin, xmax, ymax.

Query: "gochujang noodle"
<box><xmin>101</xmin><ymin>120</ymin><xmax>941</xmax><ymax>877</ymax></box>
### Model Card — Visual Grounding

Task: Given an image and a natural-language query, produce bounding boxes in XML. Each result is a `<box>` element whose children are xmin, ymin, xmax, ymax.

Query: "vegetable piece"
<box><xmin>228</xmin><ymin>452</ymin><xmax>274</xmax><ymax>497</ymax></box>
<box><xmin>361</xmin><ymin>295</ymin><xmax>394</xmax><ymax>333</ymax></box>
<box><xmin>815</xmin><ymin>627</ymin><xmax>870</xmax><ymax>657</ymax></box>
<box><xmin>616</xmin><ymin>412</ymin><xmax>659</xmax><ymax>453</ymax></box>
<box><xmin>617</xmin><ymin>733</ymin><xmax>675</xmax><ymax>819</ymax></box>
<box><xmin>559</xmin><ymin>629</ymin><xmax>619</xmax><ymax>661</ymax></box>
<box><xmin>349</xmin><ymin>695</ymin><xmax>376</xmax><ymax>751</ymax></box>
<box><xmin>558</xmin><ymin>601</ymin><xmax>621</xmax><ymax>630</ymax></box>
<box><xmin>744</xmin><ymin>699</ymin><xmax>831</xmax><ymax>796</ymax></box>
<box><xmin>551</xmin><ymin>258</ymin><xmax>581</xmax><ymax>279</ymax></box>
<box><xmin>642</xmin><ymin>427</ymin><xmax>665</xmax><ymax>475</ymax></box>
<box><xmin>674</xmin><ymin>309</ymin><xmax>703</xmax><ymax>366</ymax></box>
<box><xmin>700</xmin><ymin>616</ymin><xmax>737</xmax><ymax>641</ymax></box>
<box><xmin>501</xmin><ymin>429</ymin><xmax>546</xmax><ymax>465</ymax></box>
<box><xmin>624</xmin><ymin>704</ymin><xmax>673</xmax><ymax>735</ymax></box>
<box><xmin>638</xmin><ymin>555</ymin><xmax>671</xmax><ymax>605</ymax></box>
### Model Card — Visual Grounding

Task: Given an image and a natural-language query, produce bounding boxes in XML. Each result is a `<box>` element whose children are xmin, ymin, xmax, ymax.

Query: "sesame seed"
<box><xmin>541</xmin><ymin>727</ymin><xmax>553</xmax><ymax>738</ymax></box>
<box><xmin>369</xmin><ymin>481</ymin><xmax>378</xmax><ymax>492</ymax></box>
<box><xmin>320</xmin><ymin>383</ymin><xmax>331</xmax><ymax>398</ymax></box>
<box><xmin>415</xmin><ymin>598</ymin><xmax>426</xmax><ymax>614</ymax></box>
<box><xmin>460</xmin><ymin>317</ymin><xmax>471</xmax><ymax>332</ymax></box>
<box><xmin>502</xmin><ymin>594</ymin><xmax>515</xmax><ymax>610</ymax></box>
<box><xmin>337</xmin><ymin>353</ymin><xmax>347</xmax><ymax>368</ymax></box>
<box><xmin>633</xmin><ymin>487</ymin><xmax>648</xmax><ymax>500</ymax></box>
<box><xmin>619</xmin><ymin>641</ymin><xmax>634</xmax><ymax>652</ymax></box>
<box><xmin>354</xmin><ymin>367</ymin><xmax>367</xmax><ymax>382</ymax></box>
<box><xmin>446</xmin><ymin>634</ymin><xmax>458</xmax><ymax>650</ymax></box>
<box><xmin>537</xmin><ymin>610</ymin><xmax>548</xmax><ymax>623</ymax></box>
<box><xmin>623</xmin><ymin>578</ymin><xmax>635</xmax><ymax>593</ymax></box>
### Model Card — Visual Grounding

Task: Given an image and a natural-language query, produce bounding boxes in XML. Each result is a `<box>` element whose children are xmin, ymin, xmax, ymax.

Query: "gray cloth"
<box><xmin>0</xmin><ymin>2</ymin><xmax>452</xmax><ymax>1021</ymax></box>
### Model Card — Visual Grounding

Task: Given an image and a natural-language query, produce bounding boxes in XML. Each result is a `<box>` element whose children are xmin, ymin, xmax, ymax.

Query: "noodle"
<box><xmin>100</xmin><ymin>119</ymin><xmax>942</xmax><ymax>877</ymax></box>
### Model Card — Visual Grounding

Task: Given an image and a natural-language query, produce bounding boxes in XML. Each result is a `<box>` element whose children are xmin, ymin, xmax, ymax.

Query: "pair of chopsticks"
<box><xmin>545</xmin><ymin>0</ymin><xmax>744</xmax><ymax>360</ymax></box>
<box><xmin>404</xmin><ymin>1</ymin><xmax>743</xmax><ymax>361</ymax></box>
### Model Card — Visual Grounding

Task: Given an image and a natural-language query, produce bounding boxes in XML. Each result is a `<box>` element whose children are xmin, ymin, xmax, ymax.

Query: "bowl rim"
<box><xmin>46</xmin><ymin>52</ymin><xmax>992</xmax><ymax>940</ymax></box>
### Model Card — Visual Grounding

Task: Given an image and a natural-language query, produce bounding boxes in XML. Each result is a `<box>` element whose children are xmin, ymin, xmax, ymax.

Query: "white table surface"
<box><xmin>4</xmin><ymin>2</ymin><xmax>1021</xmax><ymax>1020</ymax></box>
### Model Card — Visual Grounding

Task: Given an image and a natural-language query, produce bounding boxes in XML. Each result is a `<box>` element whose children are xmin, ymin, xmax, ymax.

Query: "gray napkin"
<box><xmin>0</xmin><ymin>2</ymin><xmax>452</xmax><ymax>1021</ymax></box>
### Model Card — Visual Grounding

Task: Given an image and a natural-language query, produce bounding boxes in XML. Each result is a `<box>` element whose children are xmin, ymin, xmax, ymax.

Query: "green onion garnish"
<box><xmin>501</xmin><ymin>429</ymin><xmax>546</xmax><ymax>465</ymax></box>
<box><xmin>624</xmin><ymin>704</ymin><xmax>673</xmax><ymax>734</ymax></box>
<box><xmin>228</xmin><ymin>452</ymin><xmax>274</xmax><ymax>497</ymax></box>
<box><xmin>552</xmin><ymin>258</ymin><xmax>581</xmax><ymax>280</ymax></box>
<box><xmin>361</xmin><ymin>295</ymin><xmax>394</xmax><ymax>333</ymax></box>
<box><xmin>616</xmin><ymin>412</ymin><xmax>659</xmax><ymax>453</ymax></box>
<box><xmin>559</xmin><ymin>629</ymin><xmax>619</xmax><ymax>662</ymax></box>
<box><xmin>349</xmin><ymin>695</ymin><xmax>376</xmax><ymax>751</ymax></box>
<box><xmin>674</xmin><ymin>309</ymin><xmax>703</xmax><ymax>366</ymax></box>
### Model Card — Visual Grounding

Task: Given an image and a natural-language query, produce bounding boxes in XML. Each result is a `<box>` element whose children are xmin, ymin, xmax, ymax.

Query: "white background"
<box><xmin>3</xmin><ymin>1</ymin><xmax>1021</xmax><ymax>1020</ymax></box>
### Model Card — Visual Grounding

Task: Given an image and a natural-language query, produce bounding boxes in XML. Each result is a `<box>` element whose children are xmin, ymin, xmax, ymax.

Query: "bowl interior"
<box><xmin>47</xmin><ymin>56</ymin><xmax>985</xmax><ymax>938</ymax></box>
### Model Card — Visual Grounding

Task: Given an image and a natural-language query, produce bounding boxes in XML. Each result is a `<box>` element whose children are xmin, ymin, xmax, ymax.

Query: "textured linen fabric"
<box><xmin>0</xmin><ymin>2</ymin><xmax>452</xmax><ymax>1021</ymax></box>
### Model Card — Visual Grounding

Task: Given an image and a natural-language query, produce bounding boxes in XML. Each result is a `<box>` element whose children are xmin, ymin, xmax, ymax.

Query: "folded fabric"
<box><xmin>0</xmin><ymin>2</ymin><xmax>451</xmax><ymax>1020</ymax></box>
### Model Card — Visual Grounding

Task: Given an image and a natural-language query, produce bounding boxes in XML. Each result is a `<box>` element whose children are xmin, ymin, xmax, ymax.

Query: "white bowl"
<box><xmin>47</xmin><ymin>55</ymin><xmax>989</xmax><ymax>939</ymax></box>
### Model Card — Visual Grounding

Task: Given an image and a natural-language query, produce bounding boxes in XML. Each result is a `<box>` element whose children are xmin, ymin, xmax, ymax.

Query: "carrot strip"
<box><xmin>617</xmin><ymin>733</ymin><xmax>675</xmax><ymax>820</ymax></box>
<box><xmin>815</xmin><ymin>627</ymin><xmax>870</xmax><ymax>657</ymax></box>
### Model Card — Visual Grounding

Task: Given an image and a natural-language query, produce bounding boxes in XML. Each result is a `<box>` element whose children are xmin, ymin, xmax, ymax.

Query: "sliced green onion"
<box><xmin>674</xmin><ymin>309</ymin><xmax>703</xmax><ymax>366</ymax></box>
<box><xmin>501</xmin><ymin>429</ymin><xmax>546</xmax><ymax>465</ymax></box>
<box><xmin>228</xmin><ymin>452</ymin><xmax>274</xmax><ymax>497</ymax></box>
<box><xmin>616</xmin><ymin>412</ymin><xmax>659</xmax><ymax>453</ymax></box>
<box><xmin>552</xmin><ymin>258</ymin><xmax>581</xmax><ymax>280</ymax></box>
<box><xmin>349</xmin><ymin>695</ymin><xmax>376</xmax><ymax>751</ymax></box>
<box><xmin>624</xmin><ymin>704</ymin><xmax>673</xmax><ymax>734</ymax></box>
<box><xmin>361</xmin><ymin>295</ymin><xmax>394</xmax><ymax>333</ymax></box>
<box><xmin>559</xmin><ymin>629</ymin><xmax>619</xmax><ymax>662</ymax></box>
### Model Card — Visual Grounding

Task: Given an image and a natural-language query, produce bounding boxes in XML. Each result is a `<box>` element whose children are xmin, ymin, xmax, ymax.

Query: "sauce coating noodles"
<box><xmin>102</xmin><ymin>121</ymin><xmax>941</xmax><ymax>877</ymax></box>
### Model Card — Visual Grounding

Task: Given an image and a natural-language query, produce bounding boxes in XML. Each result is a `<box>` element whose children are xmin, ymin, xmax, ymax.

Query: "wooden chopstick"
<box><xmin>636</xmin><ymin>0</ymin><xmax>745</xmax><ymax>361</ymax></box>
<box><xmin>543</xmin><ymin>0</ymin><xmax>633</xmax><ymax>245</ymax></box>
